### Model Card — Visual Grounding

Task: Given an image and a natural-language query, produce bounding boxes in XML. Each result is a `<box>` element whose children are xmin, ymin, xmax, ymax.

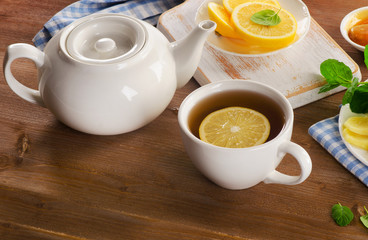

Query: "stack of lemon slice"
<box><xmin>343</xmin><ymin>116</ymin><xmax>368</xmax><ymax>150</ymax></box>
<box><xmin>208</xmin><ymin>0</ymin><xmax>297</xmax><ymax>49</ymax></box>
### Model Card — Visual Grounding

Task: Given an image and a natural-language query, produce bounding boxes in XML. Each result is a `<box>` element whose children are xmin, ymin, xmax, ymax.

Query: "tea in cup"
<box><xmin>178</xmin><ymin>80</ymin><xmax>312</xmax><ymax>190</ymax></box>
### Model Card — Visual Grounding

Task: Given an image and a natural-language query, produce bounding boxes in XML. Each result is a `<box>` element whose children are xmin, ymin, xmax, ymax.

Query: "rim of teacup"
<box><xmin>178</xmin><ymin>79</ymin><xmax>293</xmax><ymax>150</ymax></box>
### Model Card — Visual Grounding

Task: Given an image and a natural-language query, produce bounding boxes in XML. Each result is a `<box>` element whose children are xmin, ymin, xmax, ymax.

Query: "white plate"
<box><xmin>195</xmin><ymin>0</ymin><xmax>311</xmax><ymax>57</ymax></box>
<box><xmin>338</xmin><ymin>104</ymin><xmax>368</xmax><ymax>166</ymax></box>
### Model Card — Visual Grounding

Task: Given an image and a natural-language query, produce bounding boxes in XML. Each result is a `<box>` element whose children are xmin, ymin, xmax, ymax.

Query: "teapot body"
<box><xmin>3</xmin><ymin>13</ymin><xmax>216</xmax><ymax>135</ymax></box>
<box><xmin>39</xmin><ymin>20</ymin><xmax>176</xmax><ymax>135</ymax></box>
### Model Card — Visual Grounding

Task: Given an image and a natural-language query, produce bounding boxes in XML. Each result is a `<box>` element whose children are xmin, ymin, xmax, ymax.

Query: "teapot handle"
<box><xmin>3</xmin><ymin>43</ymin><xmax>45</xmax><ymax>107</ymax></box>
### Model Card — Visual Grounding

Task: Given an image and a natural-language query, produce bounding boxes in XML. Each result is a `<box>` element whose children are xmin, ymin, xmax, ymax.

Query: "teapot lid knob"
<box><xmin>62</xmin><ymin>14</ymin><xmax>146</xmax><ymax>64</ymax></box>
<box><xmin>95</xmin><ymin>38</ymin><xmax>117</xmax><ymax>53</ymax></box>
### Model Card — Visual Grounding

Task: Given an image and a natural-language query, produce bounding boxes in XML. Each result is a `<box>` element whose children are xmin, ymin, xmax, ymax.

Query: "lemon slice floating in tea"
<box><xmin>199</xmin><ymin>107</ymin><xmax>270</xmax><ymax>148</ymax></box>
<box><xmin>231</xmin><ymin>2</ymin><xmax>297</xmax><ymax>49</ymax></box>
<box><xmin>208</xmin><ymin>2</ymin><xmax>240</xmax><ymax>38</ymax></box>
<box><xmin>223</xmin><ymin>0</ymin><xmax>280</xmax><ymax>13</ymax></box>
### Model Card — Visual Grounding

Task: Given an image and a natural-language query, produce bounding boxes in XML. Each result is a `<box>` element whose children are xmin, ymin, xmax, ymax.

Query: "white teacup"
<box><xmin>178</xmin><ymin>80</ymin><xmax>312</xmax><ymax>190</ymax></box>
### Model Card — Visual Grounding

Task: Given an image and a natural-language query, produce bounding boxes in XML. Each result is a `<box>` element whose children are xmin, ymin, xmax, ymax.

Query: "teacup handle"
<box><xmin>3</xmin><ymin>43</ymin><xmax>45</xmax><ymax>107</ymax></box>
<box><xmin>263</xmin><ymin>141</ymin><xmax>312</xmax><ymax>185</ymax></box>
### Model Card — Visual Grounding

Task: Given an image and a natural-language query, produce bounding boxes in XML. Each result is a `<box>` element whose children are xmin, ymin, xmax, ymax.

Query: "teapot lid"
<box><xmin>63</xmin><ymin>14</ymin><xmax>146</xmax><ymax>64</ymax></box>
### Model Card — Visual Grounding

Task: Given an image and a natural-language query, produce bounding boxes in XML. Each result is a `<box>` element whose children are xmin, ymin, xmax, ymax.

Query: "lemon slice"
<box><xmin>343</xmin><ymin>128</ymin><xmax>368</xmax><ymax>150</ymax></box>
<box><xmin>199</xmin><ymin>107</ymin><xmax>270</xmax><ymax>148</ymax></box>
<box><xmin>231</xmin><ymin>2</ymin><xmax>297</xmax><ymax>49</ymax></box>
<box><xmin>208</xmin><ymin>2</ymin><xmax>240</xmax><ymax>38</ymax></box>
<box><xmin>343</xmin><ymin>116</ymin><xmax>368</xmax><ymax>135</ymax></box>
<box><xmin>223</xmin><ymin>0</ymin><xmax>280</xmax><ymax>13</ymax></box>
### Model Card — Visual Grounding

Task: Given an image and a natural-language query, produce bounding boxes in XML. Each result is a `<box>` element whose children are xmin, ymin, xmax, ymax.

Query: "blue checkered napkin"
<box><xmin>308</xmin><ymin>115</ymin><xmax>368</xmax><ymax>187</ymax></box>
<box><xmin>33</xmin><ymin>0</ymin><xmax>183</xmax><ymax>50</ymax></box>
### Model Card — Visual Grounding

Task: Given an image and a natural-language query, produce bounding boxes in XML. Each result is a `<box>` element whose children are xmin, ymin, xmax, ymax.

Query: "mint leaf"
<box><xmin>251</xmin><ymin>9</ymin><xmax>281</xmax><ymax>26</ymax></box>
<box><xmin>350</xmin><ymin>89</ymin><xmax>368</xmax><ymax>113</ymax></box>
<box><xmin>360</xmin><ymin>206</ymin><xmax>368</xmax><ymax>228</ymax></box>
<box><xmin>318</xmin><ymin>83</ymin><xmax>340</xmax><ymax>93</ymax></box>
<box><xmin>320</xmin><ymin>59</ymin><xmax>353</xmax><ymax>86</ymax></box>
<box><xmin>356</xmin><ymin>84</ymin><xmax>368</xmax><ymax>93</ymax></box>
<box><xmin>342</xmin><ymin>87</ymin><xmax>355</xmax><ymax>105</ymax></box>
<box><xmin>331</xmin><ymin>203</ymin><xmax>354</xmax><ymax>226</ymax></box>
<box><xmin>342</xmin><ymin>77</ymin><xmax>359</xmax><ymax>105</ymax></box>
<box><xmin>361</xmin><ymin>215</ymin><xmax>368</xmax><ymax>228</ymax></box>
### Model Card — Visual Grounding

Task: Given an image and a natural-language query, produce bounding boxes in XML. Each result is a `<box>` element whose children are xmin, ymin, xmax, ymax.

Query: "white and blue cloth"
<box><xmin>33</xmin><ymin>0</ymin><xmax>183</xmax><ymax>50</ymax></box>
<box><xmin>309</xmin><ymin>115</ymin><xmax>368</xmax><ymax>187</ymax></box>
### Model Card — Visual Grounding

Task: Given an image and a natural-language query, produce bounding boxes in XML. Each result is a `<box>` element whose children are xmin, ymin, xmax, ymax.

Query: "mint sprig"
<box><xmin>250</xmin><ymin>8</ymin><xmax>281</xmax><ymax>26</ymax></box>
<box><xmin>319</xmin><ymin>45</ymin><xmax>368</xmax><ymax>113</ymax></box>
<box><xmin>331</xmin><ymin>203</ymin><xmax>354</xmax><ymax>226</ymax></box>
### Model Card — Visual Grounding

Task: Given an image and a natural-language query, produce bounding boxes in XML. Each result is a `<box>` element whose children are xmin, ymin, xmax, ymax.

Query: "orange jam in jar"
<box><xmin>348</xmin><ymin>18</ymin><xmax>368</xmax><ymax>46</ymax></box>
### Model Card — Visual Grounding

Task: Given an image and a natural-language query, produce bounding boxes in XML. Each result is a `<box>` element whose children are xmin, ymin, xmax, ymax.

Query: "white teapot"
<box><xmin>3</xmin><ymin>13</ymin><xmax>216</xmax><ymax>135</ymax></box>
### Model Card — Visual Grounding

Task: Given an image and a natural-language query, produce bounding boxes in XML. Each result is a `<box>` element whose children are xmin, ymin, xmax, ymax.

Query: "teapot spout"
<box><xmin>170</xmin><ymin>20</ymin><xmax>216</xmax><ymax>89</ymax></box>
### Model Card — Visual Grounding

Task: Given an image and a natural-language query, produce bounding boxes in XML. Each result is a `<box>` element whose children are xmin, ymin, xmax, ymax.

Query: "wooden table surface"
<box><xmin>1</xmin><ymin>0</ymin><xmax>368</xmax><ymax>239</ymax></box>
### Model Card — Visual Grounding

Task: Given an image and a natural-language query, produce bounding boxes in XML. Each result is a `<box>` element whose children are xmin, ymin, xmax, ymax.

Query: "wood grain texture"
<box><xmin>1</xmin><ymin>0</ymin><xmax>368</xmax><ymax>239</ymax></box>
<box><xmin>158</xmin><ymin>0</ymin><xmax>361</xmax><ymax>109</ymax></box>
